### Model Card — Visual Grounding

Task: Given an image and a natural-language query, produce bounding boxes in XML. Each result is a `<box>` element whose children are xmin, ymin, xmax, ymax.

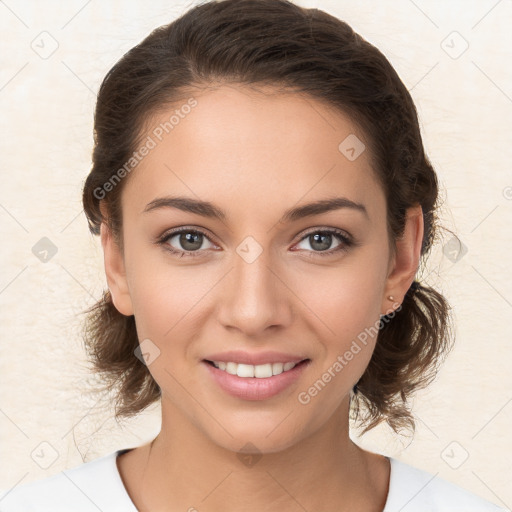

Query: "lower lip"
<box><xmin>203</xmin><ymin>360</ymin><xmax>310</xmax><ymax>401</ymax></box>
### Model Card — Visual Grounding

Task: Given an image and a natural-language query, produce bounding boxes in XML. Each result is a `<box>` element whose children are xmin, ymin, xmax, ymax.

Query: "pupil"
<box><xmin>181</xmin><ymin>232</ymin><xmax>202</xmax><ymax>250</ymax></box>
<box><xmin>311</xmin><ymin>233</ymin><xmax>331</xmax><ymax>251</ymax></box>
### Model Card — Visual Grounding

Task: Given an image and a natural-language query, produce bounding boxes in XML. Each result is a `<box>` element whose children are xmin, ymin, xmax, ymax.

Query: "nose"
<box><xmin>217</xmin><ymin>247</ymin><xmax>293</xmax><ymax>337</ymax></box>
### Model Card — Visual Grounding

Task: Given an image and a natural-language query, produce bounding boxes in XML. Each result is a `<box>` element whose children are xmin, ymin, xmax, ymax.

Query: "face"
<box><xmin>102</xmin><ymin>84</ymin><xmax>422</xmax><ymax>454</ymax></box>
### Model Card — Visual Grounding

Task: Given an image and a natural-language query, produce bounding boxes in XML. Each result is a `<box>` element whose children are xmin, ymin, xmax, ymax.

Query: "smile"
<box><xmin>203</xmin><ymin>359</ymin><xmax>311</xmax><ymax>400</ymax></box>
<box><xmin>208</xmin><ymin>361</ymin><xmax>299</xmax><ymax>378</ymax></box>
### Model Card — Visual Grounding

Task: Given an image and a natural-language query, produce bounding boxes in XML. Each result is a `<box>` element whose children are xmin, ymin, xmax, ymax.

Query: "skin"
<box><xmin>101</xmin><ymin>84</ymin><xmax>423</xmax><ymax>511</ymax></box>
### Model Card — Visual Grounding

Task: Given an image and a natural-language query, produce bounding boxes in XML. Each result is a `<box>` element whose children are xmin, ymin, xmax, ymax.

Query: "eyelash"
<box><xmin>156</xmin><ymin>226</ymin><xmax>354</xmax><ymax>259</ymax></box>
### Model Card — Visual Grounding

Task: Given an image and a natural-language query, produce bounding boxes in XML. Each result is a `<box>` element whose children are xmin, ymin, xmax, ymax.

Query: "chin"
<box><xmin>212</xmin><ymin>429</ymin><xmax>305</xmax><ymax>457</ymax></box>
<box><xmin>195</xmin><ymin>409</ymin><xmax>316</xmax><ymax>457</ymax></box>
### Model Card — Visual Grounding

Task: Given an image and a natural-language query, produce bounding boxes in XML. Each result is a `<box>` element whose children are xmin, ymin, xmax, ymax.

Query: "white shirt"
<box><xmin>0</xmin><ymin>448</ymin><xmax>507</xmax><ymax>511</ymax></box>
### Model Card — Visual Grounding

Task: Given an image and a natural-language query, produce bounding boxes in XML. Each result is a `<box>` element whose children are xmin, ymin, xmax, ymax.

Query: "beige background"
<box><xmin>0</xmin><ymin>0</ymin><xmax>511</xmax><ymax>508</ymax></box>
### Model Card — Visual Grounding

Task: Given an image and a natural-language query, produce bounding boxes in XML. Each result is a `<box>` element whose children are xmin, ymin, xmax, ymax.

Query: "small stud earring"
<box><xmin>387</xmin><ymin>295</ymin><xmax>394</xmax><ymax>301</ymax></box>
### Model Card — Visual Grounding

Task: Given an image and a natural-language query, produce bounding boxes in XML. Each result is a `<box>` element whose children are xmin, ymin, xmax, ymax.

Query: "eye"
<box><xmin>293</xmin><ymin>228</ymin><xmax>353</xmax><ymax>256</ymax></box>
<box><xmin>156</xmin><ymin>226</ymin><xmax>354</xmax><ymax>259</ymax></box>
<box><xmin>157</xmin><ymin>227</ymin><xmax>217</xmax><ymax>258</ymax></box>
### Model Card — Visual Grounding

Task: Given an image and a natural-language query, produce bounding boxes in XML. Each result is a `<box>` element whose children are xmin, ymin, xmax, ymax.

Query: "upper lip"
<box><xmin>204</xmin><ymin>350</ymin><xmax>309</xmax><ymax>366</ymax></box>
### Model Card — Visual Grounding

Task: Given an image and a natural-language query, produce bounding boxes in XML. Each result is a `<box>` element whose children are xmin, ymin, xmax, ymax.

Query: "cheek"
<box><xmin>129</xmin><ymin>271</ymin><xmax>206</xmax><ymax>340</ymax></box>
<box><xmin>125</xmin><ymin>268</ymin><xmax>207</xmax><ymax>397</ymax></box>
<box><xmin>293</xmin><ymin>258</ymin><xmax>384</xmax><ymax>341</ymax></box>
<box><xmin>290</xmin><ymin>258</ymin><xmax>385</xmax><ymax>404</ymax></box>
<box><xmin>124</xmin><ymin>244</ymin><xmax>219</xmax><ymax>353</ymax></box>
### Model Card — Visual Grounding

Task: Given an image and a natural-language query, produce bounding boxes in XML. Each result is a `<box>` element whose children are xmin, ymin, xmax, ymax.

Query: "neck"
<box><xmin>121</xmin><ymin>398</ymin><xmax>389</xmax><ymax>512</ymax></box>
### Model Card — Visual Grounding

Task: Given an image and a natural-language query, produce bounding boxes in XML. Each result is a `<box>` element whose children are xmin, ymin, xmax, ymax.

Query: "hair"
<box><xmin>81</xmin><ymin>0</ymin><xmax>455</xmax><ymax>436</ymax></box>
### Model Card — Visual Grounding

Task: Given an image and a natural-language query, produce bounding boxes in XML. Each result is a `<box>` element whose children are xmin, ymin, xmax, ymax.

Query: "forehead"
<box><xmin>122</xmin><ymin>84</ymin><xmax>385</xmax><ymax>223</ymax></box>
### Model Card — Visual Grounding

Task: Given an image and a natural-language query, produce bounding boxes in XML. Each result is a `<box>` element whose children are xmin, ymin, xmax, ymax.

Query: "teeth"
<box><xmin>254</xmin><ymin>363</ymin><xmax>272</xmax><ymax>378</ymax></box>
<box><xmin>211</xmin><ymin>360</ymin><xmax>298</xmax><ymax>378</ymax></box>
<box><xmin>237</xmin><ymin>363</ymin><xmax>254</xmax><ymax>378</ymax></box>
<box><xmin>272</xmin><ymin>363</ymin><xmax>284</xmax><ymax>375</ymax></box>
<box><xmin>226</xmin><ymin>362</ymin><xmax>237</xmax><ymax>375</ymax></box>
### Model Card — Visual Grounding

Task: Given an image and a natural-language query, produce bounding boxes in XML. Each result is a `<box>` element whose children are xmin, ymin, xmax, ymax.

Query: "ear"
<box><xmin>381</xmin><ymin>204</ymin><xmax>424</xmax><ymax>315</ymax></box>
<box><xmin>100</xmin><ymin>221</ymin><xmax>134</xmax><ymax>316</ymax></box>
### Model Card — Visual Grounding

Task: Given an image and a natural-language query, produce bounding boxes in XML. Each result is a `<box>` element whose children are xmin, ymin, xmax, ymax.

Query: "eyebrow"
<box><xmin>143</xmin><ymin>195</ymin><xmax>369</xmax><ymax>222</ymax></box>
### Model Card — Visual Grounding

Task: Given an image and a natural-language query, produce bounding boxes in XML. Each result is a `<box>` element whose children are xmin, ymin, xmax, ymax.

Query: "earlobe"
<box><xmin>100</xmin><ymin>222</ymin><xmax>134</xmax><ymax>316</ymax></box>
<box><xmin>381</xmin><ymin>204</ymin><xmax>424</xmax><ymax>314</ymax></box>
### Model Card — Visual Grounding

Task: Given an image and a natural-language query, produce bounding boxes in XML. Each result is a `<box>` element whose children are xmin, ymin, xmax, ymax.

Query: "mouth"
<box><xmin>202</xmin><ymin>358</ymin><xmax>311</xmax><ymax>401</ymax></box>
<box><xmin>203</xmin><ymin>359</ymin><xmax>310</xmax><ymax>378</ymax></box>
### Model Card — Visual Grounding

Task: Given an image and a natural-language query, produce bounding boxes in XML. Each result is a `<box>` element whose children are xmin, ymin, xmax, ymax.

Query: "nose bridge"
<box><xmin>218</xmin><ymin>240</ymin><xmax>291</xmax><ymax>334</ymax></box>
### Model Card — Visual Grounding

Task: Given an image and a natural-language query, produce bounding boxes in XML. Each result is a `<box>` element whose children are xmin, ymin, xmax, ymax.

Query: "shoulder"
<box><xmin>384</xmin><ymin>457</ymin><xmax>508</xmax><ymax>512</ymax></box>
<box><xmin>0</xmin><ymin>449</ymin><xmax>137</xmax><ymax>512</ymax></box>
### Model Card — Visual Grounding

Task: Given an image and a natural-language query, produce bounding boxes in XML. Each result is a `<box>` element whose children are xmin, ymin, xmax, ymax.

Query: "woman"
<box><xmin>0</xmin><ymin>0</ymin><xmax>506</xmax><ymax>510</ymax></box>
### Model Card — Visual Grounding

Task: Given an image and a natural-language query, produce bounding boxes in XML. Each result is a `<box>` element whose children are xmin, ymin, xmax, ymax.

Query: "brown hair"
<box><xmin>82</xmin><ymin>0</ymin><xmax>455</xmax><ymax>435</ymax></box>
